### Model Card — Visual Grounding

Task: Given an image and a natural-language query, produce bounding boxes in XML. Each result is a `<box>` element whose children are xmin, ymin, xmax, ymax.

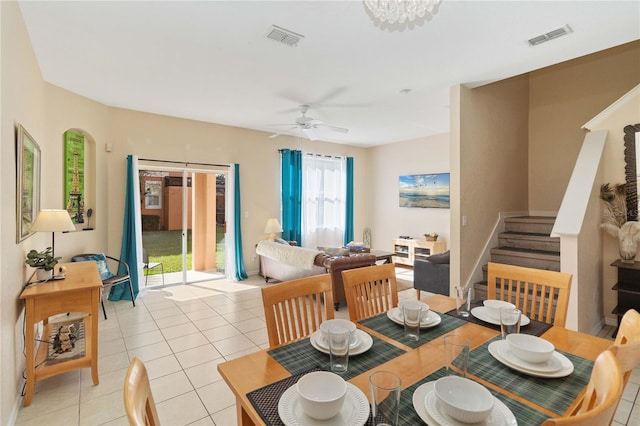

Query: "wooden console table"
<box><xmin>20</xmin><ymin>261</ymin><xmax>102</xmax><ymax>406</ymax></box>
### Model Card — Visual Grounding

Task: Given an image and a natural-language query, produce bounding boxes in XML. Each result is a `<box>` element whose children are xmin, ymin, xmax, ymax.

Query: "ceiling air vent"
<box><xmin>528</xmin><ymin>24</ymin><xmax>572</xmax><ymax>47</ymax></box>
<box><xmin>267</xmin><ymin>25</ymin><xmax>304</xmax><ymax>47</ymax></box>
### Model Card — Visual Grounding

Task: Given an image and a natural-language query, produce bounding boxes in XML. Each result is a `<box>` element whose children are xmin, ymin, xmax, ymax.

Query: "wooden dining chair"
<box><xmin>341</xmin><ymin>263</ymin><xmax>398</xmax><ymax>322</ymax></box>
<box><xmin>542</xmin><ymin>349</ymin><xmax>622</xmax><ymax>425</ymax></box>
<box><xmin>611</xmin><ymin>309</ymin><xmax>640</xmax><ymax>388</ymax></box>
<box><xmin>261</xmin><ymin>274</ymin><xmax>334</xmax><ymax>348</ymax></box>
<box><xmin>487</xmin><ymin>262</ymin><xmax>572</xmax><ymax>327</ymax></box>
<box><xmin>124</xmin><ymin>357</ymin><xmax>160</xmax><ymax>426</ymax></box>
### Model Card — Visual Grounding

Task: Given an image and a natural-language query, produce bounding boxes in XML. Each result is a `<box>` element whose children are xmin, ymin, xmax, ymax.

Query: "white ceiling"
<box><xmin>18</xmin><ymin>1</ymin><xmax>640</xmax><ymax>147</ymax></box>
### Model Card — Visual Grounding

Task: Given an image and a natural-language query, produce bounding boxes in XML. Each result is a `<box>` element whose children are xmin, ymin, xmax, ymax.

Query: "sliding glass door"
<box><xmin>139</xmin><ymin>164</ymin><xmax>226</xmax><ymax>286</ymax></box>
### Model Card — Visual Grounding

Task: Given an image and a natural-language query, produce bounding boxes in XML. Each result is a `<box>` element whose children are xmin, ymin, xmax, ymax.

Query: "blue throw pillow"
<box><xmin>317</xmin><ymin>246</ymin><xmax>350</xmax><ymax>257</ymax></box>
<box><xmin>71</xmin><ymin>254</ymin><xmax>115</xmax><ymax>280</ymax></box>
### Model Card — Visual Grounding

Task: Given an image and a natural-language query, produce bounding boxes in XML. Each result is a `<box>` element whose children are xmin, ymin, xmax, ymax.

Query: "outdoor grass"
<box><xmin>142</xmin><ymin>229</ymin><xmax>225</xmax><ymax>274</ymax></box>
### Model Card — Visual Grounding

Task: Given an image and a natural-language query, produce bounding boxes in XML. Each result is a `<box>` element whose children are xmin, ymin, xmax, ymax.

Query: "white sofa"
<box><xmin>256</xmin><ymin>240</ymin><xmax>326</xmax><ymax>282</ymax></box>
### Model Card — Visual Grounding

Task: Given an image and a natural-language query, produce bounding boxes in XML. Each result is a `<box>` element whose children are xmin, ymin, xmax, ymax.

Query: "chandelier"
<box><xmin>364</xmin><ymin>0</ymin><xmax>440</xmax><ymax>24</ymax></box>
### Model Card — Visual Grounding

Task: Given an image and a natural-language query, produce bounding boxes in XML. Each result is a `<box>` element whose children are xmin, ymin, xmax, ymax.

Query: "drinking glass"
<box><xmin>328</xmin><ymin>327</ymin><xmax>350</xmax><ymax>374</ymax></box>
<box><xmin>500</xmin><ymin>307</ymin><xmax>521</xmax><ymax>339</ymax></box>
<box><xmin>443</xmin><ymin>334</ymin><xmax>470</xmax><ymax>377</ymax></box>
<box><xmin>402</xmin><ymin>303</ymin><xmax>422</xmax><ymax>341</ymax></box>
<box><xmin>369</xmin><ymin>371</ymin><xmax>402</xmax><ymax>426</ymax></box>
<box><xmin>455</xmin><ymin>286</ymin><xmax>472</xmax><ymax>317</ymax></box>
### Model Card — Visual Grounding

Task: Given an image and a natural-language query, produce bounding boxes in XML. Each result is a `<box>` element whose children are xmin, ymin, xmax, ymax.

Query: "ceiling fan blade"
<box><xmin>269</xmin><ymin>126</ymin><xmax>298</xmax><ymax>139</ymax></box>
<box><xmin>317</xmin><ymin>123</ymin><xmax>349</xmax><ymax>134</ymax></box>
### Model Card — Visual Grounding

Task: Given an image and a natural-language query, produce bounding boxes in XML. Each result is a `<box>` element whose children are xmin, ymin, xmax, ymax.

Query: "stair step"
<box><xmin>473</xmin><ymin>280</ymin><xmax>488</xmax><ymax>301</ymax></box>
<box><xmin>498</xmin><ymin>231</ymin><xmax>560</xmax><ymax>252</ymax></box>
<box><xmin>505</xmin><ymin>216</ymin><xmax>555</xmax><ymax>235</ymax></box>
<box><xmin>489</xmin><ymin>247</ymin><xmax>560</xmax><ymax>271</ymax></box>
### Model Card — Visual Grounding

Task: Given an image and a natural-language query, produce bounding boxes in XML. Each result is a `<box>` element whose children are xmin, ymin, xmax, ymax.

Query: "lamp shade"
<box><xmin>264</xmin><ymin>218</ymin><xmax>283</xmax><ymax>234</ymax></box>
<box><xmin>30</xmin><ymin>209</ymin><xmax>76</xmax><ymax>233</ymax></box>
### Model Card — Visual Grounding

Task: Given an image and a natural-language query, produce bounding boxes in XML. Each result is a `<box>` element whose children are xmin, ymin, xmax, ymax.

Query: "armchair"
<box><xmin>413</xmin><ymin>250</ymin><xmax>450</xmax><ymax>298</ymax></box>
<box><xmin>71</xmin><ymin>253</ymin><xmax>135</xmax><ymax>319</ymax></box>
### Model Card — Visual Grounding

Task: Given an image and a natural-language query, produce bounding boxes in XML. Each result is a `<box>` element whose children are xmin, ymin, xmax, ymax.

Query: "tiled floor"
<box><xmin>14</xmin><ymin>273</ymin><xmax>640</xmax><ymax>426</ymax></box>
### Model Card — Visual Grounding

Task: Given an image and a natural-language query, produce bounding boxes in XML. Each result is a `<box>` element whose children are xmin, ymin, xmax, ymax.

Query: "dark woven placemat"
<box><xmin>467</xmin><ymin>336</ymin><xmax>593</xmax><ymax>416</ymax></box>
<box><xmin>359</xmin><ymin>311</ymin><xmax>467</xmax><ymax>349</ymax></box>
<box><xmin>267</xmin><ymin>335</ymin><xmax>406</xmax><ymax>381</ymax></box>
<box><xmin>247</xmin><ymin>367</ymin><xmax>386</xmax><ymax>426</ymax></box>
<box><xmin>445</xmin><ymin>302</ymin><xmax>553</xmax><ymax>337</ymax></box>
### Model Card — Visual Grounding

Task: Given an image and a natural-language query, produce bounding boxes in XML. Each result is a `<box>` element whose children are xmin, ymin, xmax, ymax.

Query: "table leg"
<box><xmin>23</xmin><ymin>300</ymin><xmax>35</xmax><ymax>407</ymax></box>
<box><xmin>236</xmin><ymin>398</ymin><xmax>257</xmax><ymax>426</ymax></box>
<box><xmin>90</xmin><ymin>288</ymin><xmax>99</xmax><ymax>385</ymax></box>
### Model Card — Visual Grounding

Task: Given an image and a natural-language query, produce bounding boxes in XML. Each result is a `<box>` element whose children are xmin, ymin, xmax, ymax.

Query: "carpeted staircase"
<box><xmin>473</xmin><ymin>216</ymin><xmax>559</xmax><ymax>300</ymax></box>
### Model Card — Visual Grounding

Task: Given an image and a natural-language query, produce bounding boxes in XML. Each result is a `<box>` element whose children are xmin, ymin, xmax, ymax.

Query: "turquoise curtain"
<box><xmin>110</xmin><ymin>155</ymin><xmax>139</xmax><ymax>301</ymax></box>
<box><xmin>280</xmin><ymin>149</ymin><xmax>302</xmax><ymax>245</ymax></box>
<box><xmin>344</xmin><ymin>156</ymin><xmax>354</xmax><ymax>245</ymax></box>
<box><xmin>233</xmin><ymin>164</ymin><xmax>248</xmax><ymax>280</ymax></box>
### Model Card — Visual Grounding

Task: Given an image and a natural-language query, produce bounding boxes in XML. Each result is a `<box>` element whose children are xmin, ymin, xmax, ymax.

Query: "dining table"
<box><xmin>217</xmin><ymin>294</ymin><xmax>612</xmax><ymax>426</ymax></box>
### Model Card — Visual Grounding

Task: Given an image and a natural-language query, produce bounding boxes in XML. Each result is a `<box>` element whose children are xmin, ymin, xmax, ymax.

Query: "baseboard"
<box><xmin>9</xmin><ymin>380</ymin><xmax>25</xmax><ymax>425</ymax></box>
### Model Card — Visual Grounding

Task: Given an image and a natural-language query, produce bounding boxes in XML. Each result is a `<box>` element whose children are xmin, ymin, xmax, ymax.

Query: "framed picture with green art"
<box><xmin>16</xmin><ymin>124</ymin><xmax>41</xmax><ymax>242</ymax></box>
<box><xmin>64</xmin><ymin>130</ymin><xmax>85</xmax><ymax>224</ymax></box>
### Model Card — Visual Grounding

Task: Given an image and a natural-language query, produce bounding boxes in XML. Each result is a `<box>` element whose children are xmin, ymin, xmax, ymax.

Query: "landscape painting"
<box><xmin>399</xmin><ymin>173</ymin><xmax>450</xmax><ymax>208</ymax></box>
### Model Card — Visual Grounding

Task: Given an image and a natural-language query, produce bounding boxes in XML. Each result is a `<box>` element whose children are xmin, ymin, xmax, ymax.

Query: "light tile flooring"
<box><xmin>14</xmin><ymin>273</ymin><xmax>640</xmax><ymax>426</ymax></box>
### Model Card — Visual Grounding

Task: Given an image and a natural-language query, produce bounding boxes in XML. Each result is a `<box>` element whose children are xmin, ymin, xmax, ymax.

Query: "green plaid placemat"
<box><xmin>398</xmin><ymin>368</ymin><xmax>551</xmax><ymax>425</ymax></box>
<box><xmin>359</xmin><ymin>311</ymin><xmax>467</xmax><ymax>348</ymax></box>
<box><xmin>268</xmin><ymin>335</ymin><xmax>406</xmax><ymax>381</ymax></box>
<box><xmin>467</xmin><ymin>336</ymin><xmax>593</xmax><ymax>416</ymax></box>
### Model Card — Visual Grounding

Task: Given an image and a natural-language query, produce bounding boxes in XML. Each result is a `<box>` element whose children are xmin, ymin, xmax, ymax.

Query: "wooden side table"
<box><xmin>20</xmin><ymin>261</ymin><xmax>102</xmax><ymax>406</ymax></box>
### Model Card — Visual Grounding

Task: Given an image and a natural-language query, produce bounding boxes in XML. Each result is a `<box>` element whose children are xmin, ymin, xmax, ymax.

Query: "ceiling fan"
<box><xmin>269</xmin><ymin>105</ymin><xmax>349</xmax><ymax>140</ymax></box>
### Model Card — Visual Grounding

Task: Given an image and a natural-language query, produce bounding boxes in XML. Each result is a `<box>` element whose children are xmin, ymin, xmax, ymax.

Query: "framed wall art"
<box><xmin>16</xmin><ymin>124</ymin><xmax>41</xmax><ymax>242</ymax></box>
<box><xmin>399</xmin><ymin>173</ymin><xmax>450</xmax><ymax>208</ymax></box>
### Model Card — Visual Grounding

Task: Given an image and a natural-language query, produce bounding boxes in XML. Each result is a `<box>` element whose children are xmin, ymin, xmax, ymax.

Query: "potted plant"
<box><xmin>424</xmin><ymin>232</ymin><xmax>439</xmax><ymax>241</ymax></box>
<box><xmin>25</xmin><ymin>247</ymin><xmax>61</xmax><ymax>281</ymax></box>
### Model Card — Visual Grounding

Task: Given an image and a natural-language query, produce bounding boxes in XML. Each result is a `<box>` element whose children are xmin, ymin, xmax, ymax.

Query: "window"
<box><xmin>302</xmin><ymin>155</ymin><xmax>346</xmax><ymax>248</ymax></box>
<box><xmin>145</xmin><ymin>181</ymin><xmax>162</xmax><ymax>209</ymax></box>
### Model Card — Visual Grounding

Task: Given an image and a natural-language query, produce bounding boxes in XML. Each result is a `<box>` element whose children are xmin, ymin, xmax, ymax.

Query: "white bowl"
<box><xmin>320</xmin><ymin>319</ymin><xmax>357</xmax><ymax>345</ymax></box>
<box><xmin>400</xmin><ymin>300</ymin><xmax>431</xmax><ymax>321</ymax></box>
<box><xmin>434</xmin><ymin>376</ymin><xmax>494</xmax><ymax>423</ymax></box>
<box><xmin>506</xmin><ymin>333</ymin><xmax>555</xmax><ymax>364</ymax></box>
<box><xmin>483</xmin><ymin>299</ymin><xmax>516</xmax><ymax>321</ymax></box>
<box><xmin>296</xmin><ymin>371</ymin><xmax>347</xmax><ymax>420</ymax></box>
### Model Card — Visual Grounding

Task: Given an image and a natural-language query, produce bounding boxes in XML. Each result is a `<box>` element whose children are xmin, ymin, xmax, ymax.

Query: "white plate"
<box><xmin>412</xmin><ymin>381</ymin><xmax>517</xmax><ymax>426</ymax></box>
<box><xmin>471</xmin><ymin>307</ymin><xmax>531</xmax><ymax>326</ymax></box>
<box><xmin>278</xmin><ymin>382</ymin><xmax>370</xmax><ymax>426</ymax></box>
<box><xmin>488</xmin><ymin>340</ymin><xmax>574</xmax><ymax>378</ymax></box>
<box><xmin>387</xmin><ymin>307</ymin><xmax>442</xmax><ymax>328</ymax></box>
<box><xmin>314</xmin><ymin>331</ymin><xmax>361</xmax><ymax>350</ymax></box>
<box><xmin>310</xmin><ymin>329</ymin><xmax>373</xmax><ymax>356</ymax></box>
<box><xmin>496</xmin><ymin>341</ymin><xmax>562</xmax><ymax>373</ymax></box>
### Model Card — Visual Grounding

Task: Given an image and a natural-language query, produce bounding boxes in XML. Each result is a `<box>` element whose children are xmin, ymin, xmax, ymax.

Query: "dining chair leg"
<box><xmin>101</xmin><ymin>299</ymin><xmax>107</xmax><ymax>320</ymax></box>
<box><xmin>128</xmin><ymin>279</ymin><xmax>136</xmax><ymax>308</ymax></box>
<box><xmin>144</xmin><ymin>267</ymin><xmax>149</xmax><ymax>287</ymax></box>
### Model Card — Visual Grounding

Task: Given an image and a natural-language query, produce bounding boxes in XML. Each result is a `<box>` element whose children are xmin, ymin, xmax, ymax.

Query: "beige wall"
<box><xmin>456</xmin><ymin>75</ymin><xmax>530</xmax><ymax>288</ymax></box>
<box><xmin>368</xmin><ymin>133</ymin><xmax>451</xmax><ymax>254</ymax></box>
<box><xmin>0</xmin><ymin>3</ymin><xmax>48</xmax><ymax>424</ymax></box>
<box><xmin>105</xmin><ymin>108</ymin><xmax>371</xmax><ymax>274</ymax></box>
<box><xmin>529</xmin><ymin>41</ymin><xmax>640</xmax><ymax>211</ymax></box>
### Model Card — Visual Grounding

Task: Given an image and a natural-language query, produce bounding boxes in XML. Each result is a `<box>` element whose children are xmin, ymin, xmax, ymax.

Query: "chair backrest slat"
<box><xmin>487</xmin><ymin>262</ymin><xmax>572</xmax><ymax>327</ymax></box>
<box><xmin>124</xmin><ymin>357</ymin><xmax>160</xmax><ymax>426</ymax></box>
<box><xmin>261</xmin><ymin>274</ymin><xmax>334</xmax><ymax>348</ymax></box>
<box><xmin>342</xmin><ymin>264</ymin><xmax>398</xmax><ymax>322</ymax></box>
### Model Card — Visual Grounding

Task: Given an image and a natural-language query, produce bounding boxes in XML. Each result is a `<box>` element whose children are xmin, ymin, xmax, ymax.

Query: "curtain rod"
<box><xmin>277</xmin><ymin>149</ymin><xmax>344</xmax><ymax>160</ymax></box>
<box><xmin>137</xmin><ymin>158</ymin><xmax>229</xmax><ymax>168</ymax></box>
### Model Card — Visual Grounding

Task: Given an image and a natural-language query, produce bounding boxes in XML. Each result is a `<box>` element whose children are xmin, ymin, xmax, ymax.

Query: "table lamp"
<box><xmin>30</xmin><ymin>209</ymin><xmax>76</xmax><ymax>257</ymax></box>
<box><xmin>264</xmin><ymin>218</ymin><xmax>283</xmax><ymax>240</ymax></box>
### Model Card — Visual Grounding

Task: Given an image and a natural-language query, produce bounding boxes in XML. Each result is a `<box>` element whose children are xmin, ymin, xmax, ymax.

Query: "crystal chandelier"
<box><xmin>364</xmin><ymin>0</ymin><xmax>440</xmax><ymax>24</ymax></box>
